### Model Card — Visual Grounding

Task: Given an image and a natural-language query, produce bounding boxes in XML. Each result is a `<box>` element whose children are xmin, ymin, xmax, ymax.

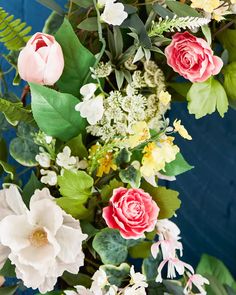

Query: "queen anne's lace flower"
<box><xmin>0</xmin><ymin>188</ymin><xmax>87</xmax><ymax>293</ymax></box>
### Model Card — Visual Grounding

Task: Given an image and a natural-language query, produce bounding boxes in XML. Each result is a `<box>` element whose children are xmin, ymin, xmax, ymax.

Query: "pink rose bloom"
<box><xmin>165</xmin><ymin>31</ymin><xmax>223</xmax><ymax>83</ymax></box>
<box><xmin>103</xmin><ymin>187</ymin><xmax>159</xmax><ymax>239</ymax></box>
<box><xmin>18</xmin><ymin>32</ymin><xmax>64</xmax><ymax>85</ymax></box>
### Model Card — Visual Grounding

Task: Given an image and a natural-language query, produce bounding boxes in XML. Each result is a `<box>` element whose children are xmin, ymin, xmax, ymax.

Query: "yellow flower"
<box><xmin>140</xmin><ymin>137</ymin><xmax>179</xmax><ymax>177</ymax></box>
<box><xmin>159</xmin><ymin>90</ymin><xmax>171</xmax><ymax>106</ymax></box>
<box><xmin>191</xmin><ymin>0</ymin><xmax>220</xmax><ymax>13</ymax></box>
<box><xmin>128</xmin><ymin>121</ymin><xmax>150</xmax><ymax>148</ymax></box>
<box><xmin>173</xmin><ymin>119</ymin><xmax>192</xmax><ymax>141</ymax></box>
<box><xmin>96</xmin><ymin>152</ymin><xmax>117</xmax><ymax>177</ymax></box>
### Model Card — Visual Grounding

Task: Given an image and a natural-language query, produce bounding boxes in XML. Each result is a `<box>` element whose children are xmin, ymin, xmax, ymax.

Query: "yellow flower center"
<box><xmin>29</xmin><ymin>228</ymin><xmax>48</xmax><ymax>247</ymax></box>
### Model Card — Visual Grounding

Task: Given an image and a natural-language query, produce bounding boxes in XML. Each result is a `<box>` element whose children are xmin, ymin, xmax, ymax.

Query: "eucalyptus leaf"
<box><xmin>55</xmin><ymin>19</ymin><xmax>96</xmax><ymax>96</ymax></box>
<box><xmin>166</xmin><ymin>0</ymin><xmax>200</xmax><ymax>17</ymax></box>
<box><xmin>187</xmin><ymin>77</ymin><xmax>229</xmax><ymax>118</ymax></box>
<box><xmin>78</xmin><ymin>17</ymin><xmax>98</xmax><ymax>31</ymax></box>
<box><xmin>30</xmin><ymin>83</ymin><xmax>87</xmax><ymax>141</ymax></box>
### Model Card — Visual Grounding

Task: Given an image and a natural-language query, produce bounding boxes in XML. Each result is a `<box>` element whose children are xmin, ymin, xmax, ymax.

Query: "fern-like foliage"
<box><xmin>0</xmin><ymin>7</ymin><xmax>32</xmax><ymax>51</ymax></box>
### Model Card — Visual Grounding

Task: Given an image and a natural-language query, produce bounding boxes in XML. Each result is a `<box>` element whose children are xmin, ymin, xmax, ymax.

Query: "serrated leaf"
<box><xmin>187</xmin><ymin>77</ymin><xmax>229</xmax><ymax>119</ymax></box>
<box><xmin>163</xmin><ymin>152</ymin><xmax>194</xmax><ymax>176</ymax></box>
<box><xmin>142</xmin><ymin>183</ymin><xmax>181</xmax><ymax>219</ymax></box>
<box><xmin>55</xmin><ymin>19</ymin><xmax>96</xmax><ymax>96</ymax></box>
<box><xmin>30</xmin><ymin>83</ymin><xmax>87</xmax><ymax>141</ymax></box>
<box><xmin>93</xmin><ymin>228</ymin><xmax>140</xmax><ymax>265</ymax></box>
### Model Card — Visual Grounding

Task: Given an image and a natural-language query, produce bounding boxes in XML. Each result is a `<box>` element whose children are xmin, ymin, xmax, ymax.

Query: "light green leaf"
<box><xmin>78</xmin><ymin>17</ymin><xmax>98</xmax><ymax>31</ymax></box>
<box><xmin>163</xmin><ymin>152</ymin><xmax>194</xmax><ymax>176</ymax></box>
<box><xmin>187</xmin><ymin>77</ymin><xmax>229</xmax><ymax>118</ymax></box>
<box><xmin>119</xmin><ymin>166</ymin><xmax>141</xmax><ymax>188</ymax></box>
<box><xmin>129</xmin><ymin>241</ymin><xmax>152</xmax><ymax>259</ymax></box>
<box><xmin>56</xmin><ymin>197</ymin><xmax>89</xmax><ymax>219</ymax></box>
<box><xmin>204</xmin><ymin>275</ymin><xmax>228</xmax><ymax>295</ymax></box>
<box><xmin>197</xmin><ymin>254</ymin><xmax>236</xmax><ymax>290</ymax></box>
<box><xmin>30</xmin><ymin>83</ymin><xmax>87</xmax><ymax>141</ymax></box>
<box><xmin>100</xmin><ymin>179</ymin><xmax>123</xmax><ymax>202</ymax></box>
<box><xmin>202</xmin><ymin>25</ymin><xmax>212</xmax><ymax>45</ymax></box>
<box><xmin>218</xmin><ymin>29</ymin><xmax>236</xmax><ymax>62</ymax></box>
<box><xmin>166</xmin><ymin>0</ymin><xmax>200</xmax><ymax>17</ymax></box>
<box><xmin>0</xmin><ymin>160</ymin><xmax>15</xmax><ymax>180</ymax></box>
<box><xmin>101</xmin><ymin>263</ymin><xmax>130</xmax><ymax>287</ymax></box>
<box><xmin>115</xmin><ymin>70</ymin><xmax>125</xmax><ymax>90</ymax></box>
<box><xmin>223</xmin><ymin>62</ymin><xmax>236</xmax><ymax>109</ymax></box>
<box><xmin>55</xmin><ymin>19</ymin><xmax>96</xmax><ymax>96</ymax></box>
<box><xmin>9</xmin><ymin>122</ymin><xmax>39</xmax><ymax>167</ymax></box>
<box><xmin>0</xmin><ymin>98</ymin><xmax>35</xmax><ymax>126</ymax></box>
<box><xmin>22</xmin><ymin>172</ymin><xmax>44</xmax><ymax>208</ymax></box>
<box><xmin>66</xmin><ymin>134</ymin><xmax>88</xmax><ymax>159</ymax></box>
<box><xmin>93</xmin><ymin>228</ymin><xmax>140</xmax><ymax>265</ymax></box>
<box><xmin>142</xmin><ymin>183</ymin><xmax>181</xmax><ymax>219</ymax></box>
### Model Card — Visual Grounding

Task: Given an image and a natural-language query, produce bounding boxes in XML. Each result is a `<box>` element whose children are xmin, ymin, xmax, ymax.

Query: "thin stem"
<box><xmin>67</xmin><ymin>0</ymin><xmax>73</xmax><ymax>20</ymax></box>
<box><xmin>84</xmin><ymin>257</ymin><xmax>100</xmax><ymax>268</ymax></box>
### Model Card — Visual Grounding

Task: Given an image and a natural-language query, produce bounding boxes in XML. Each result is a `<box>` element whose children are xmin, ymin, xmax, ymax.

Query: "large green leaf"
<box><xmin>0</xmin><ymin>98</ymin><xmax>35</xmax><ymax>126</ymax></box>
<box><xmin>30</xmin><ymin>83</ymin><xmax>87</xmax><ymax>141</ymax></box>
<box><xmin>163</xmin><ymin>152</ymin><xmax>194</xmax><ymax>176</ymax></box>
<box><xmin>197</xmin><ymin>254</ymin><xmax>236</xmax><ymax>290</ymax></box>
<box><xmin>223</xmin><ymin>62</ymin><xmax>236</xmax><ymax>109</ymax></box>
<box><xmin>187</xmin><ymin>77</ymin><xmax>228</xmax><ymax>118</ymax></box>
<box><xmin>218</xmin><ymin>29</ymin><xmax>236</xmax><ymax>62</ymax></box>
<box><xmin>142</xmin><ymin>183</ymin><xmax>181</xmax><ymax>219</ymax></box>
<box><xmin>55</xmin><ymin>19</ymin><xmax>96</xmax><ymax>96</ymax></box>
<box><xmin>10</xmin><ymin>122</ymin><xmax>39</xmax><ymax>167</ymax></box>
<box><xmin>92</xmin><ymin>228</ymin><xmax>140</xmax><ymax>265</ymax></box>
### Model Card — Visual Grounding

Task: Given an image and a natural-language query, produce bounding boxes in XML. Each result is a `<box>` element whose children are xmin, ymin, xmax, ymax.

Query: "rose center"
<box><xmin>29</xmin><ymin>228</ymin><xmax>48</xmax><ymax>247</ymax></box>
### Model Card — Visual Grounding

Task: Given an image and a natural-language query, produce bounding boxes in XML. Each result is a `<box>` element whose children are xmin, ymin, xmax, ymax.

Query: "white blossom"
<box><xmin>35</xmin><ymin>152</ymin><xmax>51</xmax><ymax>168</ymax></box>
<box><xmin>100</xmin><ymin>0</ymin><xmax>128</xmax><ymax>26</ymax></box>
<box><xmin>45</xmin><ymin>135</ymin><xmax>53</xmax><ymax>144</ymax></box>
<box><xmin>129</xmin><ymin>266</ymin><xmax>148</xmax><ymax>289</ymax></box>
<box><xmin>0</xmin><ymin>188</ymin><xmax>88</xmax><ymax>293</ymax></box>
<box><xmin>184</xmin><ymin>272</ymin><xmax>210</xmax><ymax>295</ymax></box>
<box><xmin>40</xmin><ymin>169</ymin><xmax>57</xmax><ymax>186</ymax></box>
<box><xmin>56</xmin><ymin>146</ymin><xmax>77</xmax><ymax>170</ymax></box>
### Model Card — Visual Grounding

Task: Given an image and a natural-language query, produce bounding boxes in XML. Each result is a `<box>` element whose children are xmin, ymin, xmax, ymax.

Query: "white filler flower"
<box><xmin>0</xmin><ymin>188</ymin><xmax>87</xmax><ymax>293</ymax></box>
<box><xmin>100</xmin><ymin>0</ymin><xmax>128</xmax><ymax>26</ymax></box>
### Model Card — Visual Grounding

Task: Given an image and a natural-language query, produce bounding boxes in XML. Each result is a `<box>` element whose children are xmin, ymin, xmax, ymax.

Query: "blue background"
<box><xmin>0</xmin><ymin>0</ymin><xmax>236</xmax><ymax>293</ymax></box>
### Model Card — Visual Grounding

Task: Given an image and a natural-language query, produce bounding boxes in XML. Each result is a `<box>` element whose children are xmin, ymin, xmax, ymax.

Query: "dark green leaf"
<box><xmin>129</xmin><ymin>241</ymin><xmax>152</xmax><ymax>259</ymax></box>
<box><xmin>119</xmin><ymin>166</ymin><xmax>141</xmax><ymax>188</ymax></box>
<box><xmin>152</xmin><ymin>3</ymin><xmax>174</xmax><ymax>18</ymax></box>
<box><xmin>43</xmin><ymin>11</ymin><xmax>64</xmax><ymax>35</ymax></box>
<box><xmin>101</xmin><ymin>263</ymin><xmax>130</xmax><ymax>287</ymax></box>
<box><xmin>62</xmin><ymin>272</ymin><xmax>91</xmax><ymax>288</ymax></box>
<box><xmin>218</xmin><ymin>29</ymin><xmax>236</xmax><ymax>63</ymax></box>
<box><xmin>22</xmin><ymin>172</ymin><xmax>44</xmax><ymax>207</ymax></box>
<box><xmin>0</xmin><ymin>161</ymin><xmax>15</xmax><ymax>180</ymax></box>
<box><xmin>36</xmin><ymin>0</ymin><xmax>64</xmax><ymax>15</ymax></box>
<box><xmin>166</xmin><ymin>1</ymin><xmax>200</xmax><ymax>17</ymax></box>
<box><xmin>66</xmin><ymin>134</ymin><xmax>88</xmax><ymax>159</ymax></box>
<box><xmin>30</xmin><ymin>83</ymin><xmax>87</xmax><ymax>141</ymax></box>
<box><xmin>0</xmin><ymin>259</ymin><xmax>16</xmax><ymax>277</ymax></box>
<box><xmin>71</xmin><ymin>0</ymin><xmax>93</xmax><ymax>8</ymax></box>
<box><xmin>223</xmin><ymin>62</ymin><xmax>236</xmax><ymax>109</ymax></box>
<box><xmin>0</xmin><ymin>138</ymin><xmax>7</xmax><ymax>176</ymax></box>
<box><xmin>55</xmin><ymin>19</ymin><xmax>96</xmax><ymax>96</ymax></box>
<box><xmin>142</xmin><ymin>255</ymin><xmax>160</xmax><ymax>281</ymax></box>
<box><xmin>100</xmin><ymin>179</ymin><xmax>123</xmax><ymax>202</ymax></box>
<box><xmin>78</xmin><ymin>17</ymin><xmax>98</xmax><ymax>31</ymax></box>
<box><xmin>80</xmin><ymin>221</ymin><xmax>99</xmax><ymax>239</ymax></box>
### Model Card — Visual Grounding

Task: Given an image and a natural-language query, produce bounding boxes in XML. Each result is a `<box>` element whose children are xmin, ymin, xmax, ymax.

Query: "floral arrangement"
<box><xmin>0</xmin><ymin>0</ymin><xmax>236</xmax><ymax>294</ymax></box>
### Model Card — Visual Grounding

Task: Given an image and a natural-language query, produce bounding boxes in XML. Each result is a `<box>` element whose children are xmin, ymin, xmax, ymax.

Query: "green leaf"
<box><xmin>142</xmin><ymin>183</ymin><xmax>181</xmax><ymax>219</ymax></box>
<box><xmin>62</xmin><ymin>272</ymin><xmax>91</xmax><ymax>288</ymax></box>
<box><xmin>163</xmin><ymin>153</ymin><xmax>194</xmax><ymax>176</ymax></box>
<box><xmin>115</xmin><ymin>70</ymin><xmax>125</xmax><ymax>90</ymax></box>
<box><xmin>43</xmin><ymin>11</ymin><xmax>64</xmax><ymax>35</ymax></box>
<box><xmin>142</xmin><ymin>255</ymin><xmax>160</xmax><ymax>282</ymax></box>
<box><xmin>55</xmin><ymin>19</ymin><xmax>96</xmax><ymax>96</ymax></box>
<box><xmin>0</xmin><ymin>285</ymin><xmax>18</xmax><ymax>295</ymax></box>
<box><xmin>101</xmin><ymin>263</ymin><xmax>130</xmax><ymax>287</ymax></box>
<box><xmin>0</xmin><ymin>138</ymin><xmax>7</xmax><ymax>176</ymax></box>
<box><xmin>78</xmin><ymin>17</ymin><xmax>98</xmax><ymax>31</ymax></box>
<box><xmin>72</xmin><ymin>0</ymin><xmax>93</xmax><ymax>8</ymax></box>
<box><xmin>100</xmin><ymin>179</ymin><xmax>123</xmax><ymax>202</ymax></box>
<box><xmin>119</xmin><ymin>166</ymin><xmax>141</xmax><ymax>188</ymax></box>
<box><xmin>202</xmin><ymin>25</ymin><xmax>212</xmax><ymax>45</ymax></box>
<box><xmin>9</xmin><ymin>122</ymin><xmax>39</xmax><ymax>167</ymax></box>
<box><xmin>218</xmin><ymin>29</ymin><xmax>236</xmax><ymax>63</ymax></box>
<box><xmin>22</xmin><ymin>172</ymin><xmax>44</xmax><ymax>208</ymax></box>
<box><xmin>187</xmin><ymin>77</ymin><xmax>229</xmax><ymax>119</ymax></box>
<box><xmin>0</xmin><ymin>98</ymin><xmax>35</xmax><ymax>126</ymax></box>
<box><xmin>36</xmin><ymin>0</ymin><xmax>64</xmax><ymax>15</ymax></box>
<box><xmin>30</xmin><ymin>83</ymin><xmax>87</xmax><ymax>141</ymax></box>
<box><xmin>196</xmin><ymin>254</ymin><xmax>236</xmax><ymax>290</ymax></box>
<box><xmin>168</xmin><ymin>82</ymin><xmax>191</xmax><ymax>100</ymax></box>
<box><xmin>153</xmin><ymin>3</ymin><xmax>174</xmax><ymax>18</ymax></box>
<box><xmin>204</xmin><ymin>275</ymin><xmax>228</xmax><ymax>295</ymax></box>
<box><xmin>129</xmin><ymin>241</ymin><xmax>152</xmax><ymax>259</ymax></box>
<box><xmin>80</xmin><ymin>221</ymin><xmax>99</xmax><ymax>239</ymax></box>
<box><xmin>223</xmin><ymin>62</ymin><xmax>236</xmax><ymax>109</ymax></box>
<box><xmin>163</xmin><ymin>281</ymin><xmax>185</xmax><ymax>295</ymax></box>
<box><xmin>92</xmin><ymin>228</ymin><xmax>140</xmax><ymax>265</ymax></box>
<box><xmin>57</xmin><ymin>170</ymin><xmax>93</xmax><ymax>219</ymax></box>
<box><xmin>115</xmin><ymin>148</ymin><xmax>131</xmax><ymax>166</ymax></box>
<box><xmin>0</xmin><ymin>160</ymin><xmax>15</xmax><ymax>180</ymax></box>
<box><xmin>0</xmin><ymin>259</ymin><xmax>16</xmax><ymax>277</ymax></box>
<box><xmin>66</xmin><ymin>134</ymin><xmax>88</xmax><ymax>159</ymax></box>
<box><xmin>225</xmin><ymin>285</ymin><xmax>236</xmax><ymax>295</ymax></box>
<box><xmin>166</xmin><ymin>0</ymin><xmax>200</xmax><ymax>17</ymax></box>
<box><xmin>113</xmin><ymin>27</ymin><xmax>123</xmax><ymax>58</ymax></box>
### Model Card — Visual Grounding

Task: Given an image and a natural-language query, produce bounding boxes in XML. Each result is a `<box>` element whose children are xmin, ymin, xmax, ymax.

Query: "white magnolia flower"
<box><xmin>0</xmin><ymin>188</ymin><xmax>88</xmax><ymax>293</ymax></box>
<box><xmin>184</xmin><ymin>272</ymin><xmax>210</xmax><ymax>295</ymax></box>
<box><xmin>56</xmin><ymin>146</ymin><xmax>77</xmax><ymax>170</ymax></box>
<box><xmin>35</xmin><ymin>152</ymin><xmax>51</xmax><ymax>168</ymax></box>
<box><xmin>100</xmin><ymin>0</ymin><xmax>128</xmax><ymax>26</ymax></box>
<box><xmin>40</xmin><ymin>169</ymin><xmax>57</xmax><ymax>186</ymax></box>
<box><xmin>75</xmin><ymin>94</ymin><xmax>104</xmax><ymax>125</ymax></box>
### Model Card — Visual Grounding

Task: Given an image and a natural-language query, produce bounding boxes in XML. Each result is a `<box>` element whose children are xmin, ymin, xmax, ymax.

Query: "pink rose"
<box><xmin>18</xmin><ymin>32</ymin><xmax>64</xmax><ymax>85</ymax></box>
<box><xmin>103</xmin><ymin>187</ymin><xmax>159</xmax><ymax>239</ymax></box>
<box><xmin>165</xmin><ymin>32</ymin><xmax>223</xmax><ymax>83</ymax></box>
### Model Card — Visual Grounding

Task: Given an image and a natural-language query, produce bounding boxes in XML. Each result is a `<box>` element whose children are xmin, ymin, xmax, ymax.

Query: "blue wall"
<box><xmin>1</xmin><ymin>0</ymin><xmax>236</xmax><ymax>289</ymax></box>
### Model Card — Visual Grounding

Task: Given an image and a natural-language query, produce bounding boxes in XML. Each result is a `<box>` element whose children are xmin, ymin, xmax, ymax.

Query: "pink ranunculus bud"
<box><xmin>165</xmin><ymin>31</ymin><xmax>223</xmax><ymax>83</ymax></box>
<box><xmin>102</xmin><ymin>187</ymin><xmax>159</xmax><ymax>239</ymax></box>
<box><xmin>18</xmin><ymin>32</ymin><xmax>64</xmax><ymax>86</ymax></box>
